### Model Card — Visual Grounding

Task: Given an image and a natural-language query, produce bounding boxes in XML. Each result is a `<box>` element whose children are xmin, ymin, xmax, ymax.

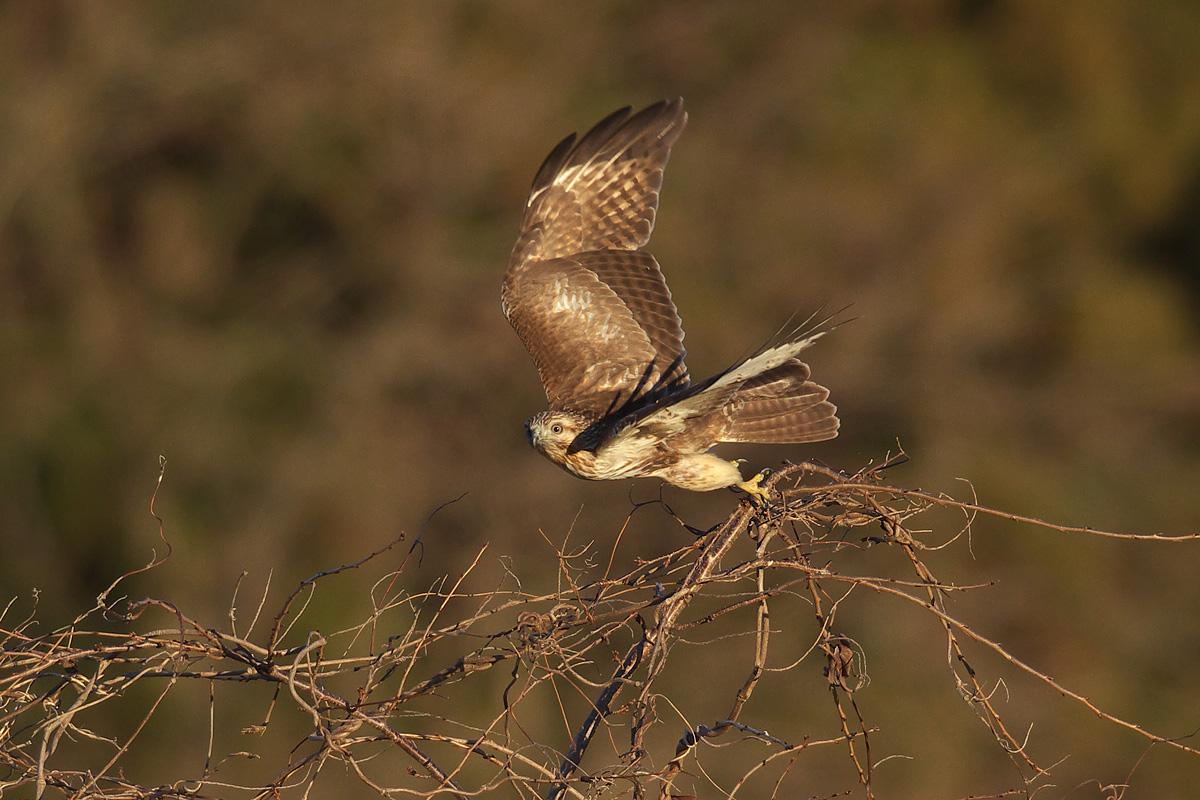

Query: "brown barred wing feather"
<box><xmin>502</xmin><ymin>100</ymin><xmax>690</xmax><ymax>415</ymax></box>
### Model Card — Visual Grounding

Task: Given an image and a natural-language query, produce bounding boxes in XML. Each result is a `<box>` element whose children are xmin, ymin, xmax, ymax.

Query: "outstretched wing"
<box><xmin>503</xmin><ymin>99</ymin><xmax>689</xmax><ymax>416</ymax></box>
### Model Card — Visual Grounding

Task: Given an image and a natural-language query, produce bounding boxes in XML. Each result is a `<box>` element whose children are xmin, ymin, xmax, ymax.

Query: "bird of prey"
<box><xmin>502</xmin><ymin>98</ymin><xmax>838</xmax><ymax>499</ymax></box>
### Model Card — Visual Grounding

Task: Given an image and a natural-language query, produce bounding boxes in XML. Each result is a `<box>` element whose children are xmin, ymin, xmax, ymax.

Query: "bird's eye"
<box><xmin>551</xmin><ymin>424</ymin><xmax>563</xmax><ymax>434</ymax></box>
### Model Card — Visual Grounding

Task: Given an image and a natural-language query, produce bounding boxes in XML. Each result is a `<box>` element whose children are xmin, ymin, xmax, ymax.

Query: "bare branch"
<box><xmin>1</xmin><ymin>455</ymin><xmax>1196</xmax><ymax>798</ymax></box>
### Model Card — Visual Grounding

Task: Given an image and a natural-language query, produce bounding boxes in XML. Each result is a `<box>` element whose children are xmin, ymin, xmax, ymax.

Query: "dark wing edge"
<box><xmin>625</xmin><ymin>339</ymin><xmax>839</xmax><ymax>448</ymax></box>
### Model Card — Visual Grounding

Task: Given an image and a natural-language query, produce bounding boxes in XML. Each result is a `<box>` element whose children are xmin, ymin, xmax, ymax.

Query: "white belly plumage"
<box><xmin>561</xmin><ymin>435</ymin><xmax>663</xmax><ymax>481</ymax></box>
<box><xmin>560</xmin><ymin>435</ymin><xmax>743</xmax><ymax>492</ymax></box>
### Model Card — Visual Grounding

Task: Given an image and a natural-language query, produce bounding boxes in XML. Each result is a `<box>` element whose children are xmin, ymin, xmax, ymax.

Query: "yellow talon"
<box><xmin>735</xmin><ymin>467</ymin><xmax>773</xmax><ymax>505</ymax></box>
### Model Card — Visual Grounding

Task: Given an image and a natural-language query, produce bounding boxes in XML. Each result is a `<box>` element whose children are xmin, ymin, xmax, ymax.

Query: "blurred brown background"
<box><xmin>2</xmin><ymin>1</ymin><xmax>1199</xmax><ymax>797</ymax></box>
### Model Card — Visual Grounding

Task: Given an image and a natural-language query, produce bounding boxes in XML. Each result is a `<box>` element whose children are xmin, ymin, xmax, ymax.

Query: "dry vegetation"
<box><xmin>2</xmin><ymin>457</ymin><xmax>1197</xmax><ymax>799</ymax></box>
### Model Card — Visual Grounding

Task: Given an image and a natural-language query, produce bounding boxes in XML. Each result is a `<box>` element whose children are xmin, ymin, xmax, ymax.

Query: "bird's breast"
<box><xmin>553</xmin><ymin>435</ymin><xmax>663</xmax><ymax>481</ymax></box>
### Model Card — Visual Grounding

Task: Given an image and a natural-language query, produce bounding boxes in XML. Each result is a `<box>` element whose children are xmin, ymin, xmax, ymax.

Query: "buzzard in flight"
<box><xmin>502</xmin><ymin>98</ymin><xmax>838</xmax><ymax>499</ymax></box>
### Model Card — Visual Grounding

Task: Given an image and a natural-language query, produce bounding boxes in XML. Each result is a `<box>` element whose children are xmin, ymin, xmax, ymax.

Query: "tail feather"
<box><xmin>703</xmin><ymin>333</ymin><xmax>824</xmax><ymax>396</ymax></box>
<box><xmin>665</xmin><ymin>334</ymin><xmax>824</xmax><ymax>419</ymax></box>
<box><xmin>733</xmin><ymin>358</ymin><xmax>814</xmax><ymax>399</ymax></box>
<box><xmin>626</xmin><ymin>334</ymin><xmax>839</xmax><ymax>448</ymax></box>
<box><xmin>718</xmin><ymin>359</ymin><xmax>839</xmax><ymax>444</ymax></box>
<box><xmin>720</xmin><ymin>397</ymin><xmax>839</xmax><ymax>443</ymax></box>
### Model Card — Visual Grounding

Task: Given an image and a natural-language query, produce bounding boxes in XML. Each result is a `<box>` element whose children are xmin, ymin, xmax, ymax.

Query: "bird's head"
<box><xmin>524</xmin><ymin>410</ymin><xmax>590</xmax><ymax>462</ymax></box>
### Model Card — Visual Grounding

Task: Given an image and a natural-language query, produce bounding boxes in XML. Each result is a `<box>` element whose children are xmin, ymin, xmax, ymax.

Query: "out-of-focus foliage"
<box><xmin>1</xmin><ymin>2</ymin><xmax>1198</xmax><ymax>797</ymax></box>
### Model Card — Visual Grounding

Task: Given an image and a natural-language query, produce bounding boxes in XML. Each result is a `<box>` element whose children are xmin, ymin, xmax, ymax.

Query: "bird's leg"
<box><xmin>734</xmin><ymin>467</ymin><xmax>773</xmax><ymax>505</ymax></box>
